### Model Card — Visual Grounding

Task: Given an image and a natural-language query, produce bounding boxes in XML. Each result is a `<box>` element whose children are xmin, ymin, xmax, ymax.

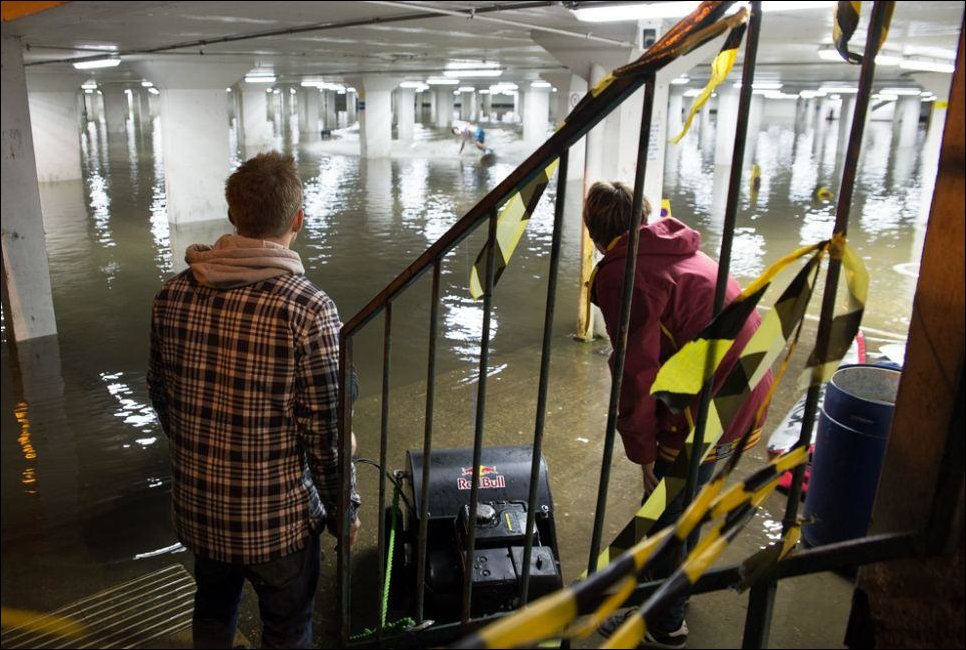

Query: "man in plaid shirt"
<box><xmin>148</xmin><ymin>151</ymin><xmax>360</xmax><ymax>649</ymax></box>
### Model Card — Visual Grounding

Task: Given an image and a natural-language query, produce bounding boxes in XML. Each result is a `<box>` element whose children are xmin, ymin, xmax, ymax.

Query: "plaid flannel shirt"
<box><xmin>148</xmin><ymin>270</ymin><xmax>359</xmax><ymax>564</ymax></box>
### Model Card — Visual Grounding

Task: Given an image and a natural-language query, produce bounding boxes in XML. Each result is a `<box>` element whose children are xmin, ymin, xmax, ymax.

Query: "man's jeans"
<box><xmin>647</xmin><ymin>459</ymin><xmax>717</xmax><ymax>634</ymax></box>
<box><xmin>192</xmin><ymin>533</ymin><xmax>320</xmax><ymax>649</ymax></box>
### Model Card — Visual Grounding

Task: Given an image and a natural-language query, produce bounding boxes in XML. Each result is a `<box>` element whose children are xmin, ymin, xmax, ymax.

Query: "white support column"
<box><xmin>667</xmin><ymin>86</ymin><xmax>685</xmax><ymax>139</ymax></box>
<box><xmin>562</xmin><ymin>74</ymin><xmax>587</xmax><ymax>181</ymax></box>
<box><xmin>512</xmin><ymin>90</ymin><xmax>520</xmax><ymax>122</ymax></box>
<box><xmin>482</xmin><ymin>92</ymin><xmax>493</xmax><ymax>121</ymax></box>
<box><xmin>914</xmin><ymin>73</ymin><xmax>953</xmax><ymax>224</ymax></box>
<box><xmin>460</xmin><ymin>90</ymin><xmax>473</xmax><ymax>121</ymax></box>
<box><xmin>26</xmin><ymin>71</ymin><xmax>84</xmax><ymax>183</ymax></box>
<box><xmin>699</xmin><ymin>97</ymin><xmax>713</xmax><ymax>150</ymax></box>
<box><xmin>356</xmin><ymin>76</ymin><xmax>398</xmax><ymax>158</ymax></box>
<box><xmin>1</xmin><ymin>35</ymin><xmax>58</xmax><ymax>340</ymax></box>
<box><xmin>435</xmin><ymin>87</ymin><xmax>454</xmax><ymax>129</ymax></box>
<box><xmin>745</xmin><ymin>93</ymin><xmax>764</xmax><ymax>166</ymax></box>
<box><xmin>347</xmin><ymin>90</ymin><xmax>357</xmax><ymax>125</ymax></box>
<box><xmin>297</xmin><ymin>90</ymin><xmax>308</xmax><ymax>128</ymax></box>
<box><xmin>134</xmin><ymin>61</ymin><xmax>247</xmax><ymax>224</ymax></box>
<box><xmin>714</xmin><ymin>85</ymin><xmax>740</xmax><ymax>167</ymax></box>
<box><xmin>240</xmin><ymin>83</ymin><xmax>272</xmax><ymax>148</ymax></box>
<box><xmin>322</xmin><ymin>90</ymin><xmax>336</xmax><ymax>129</ymax></box>
<box><xmin>281</xmin><ymin>87</ymin><xmax>295</xmax><ymax>125</ymax></box>
<box><xmin>397</xmin><ymin>87</ymin><xmax>415</xmax><ymax>140</ymax></box>
<box><xmin>428</xmin><ymin>89</ymin><xmax>437</xmax><ymax>123</ymax></box>
<box><xmin>837</xmin><ymin>95</ymin><xmax>856</xmax><ymax>151</ymax></box>
<box><xmin>523</xmin><ymin>85</ymin><xmax>550</xmax><ymax>148</ymax></box>
<box><xmin>102</xmin><ymin>86</ymin><xmax>129</xmax><ymax>134</ymax></box>
<box><xmin>304</xmin><ymin>87</ymin><xmax>320</xmax><ymax>139</ymax></box>
<box><xmin>895</xmin><ymin>95</ymin><xmax>922</xmax><ymax>150</ymax></box>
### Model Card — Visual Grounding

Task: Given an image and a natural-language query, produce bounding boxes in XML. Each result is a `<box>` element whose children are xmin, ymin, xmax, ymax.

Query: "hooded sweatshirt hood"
<box><xmin>185</xmin><ymin>234</ymin><xmax>305</xmax><ymax>289</ymax></box>
<box><xmin>604</xmin><ymin>216</ymin><xmax>701</xmax><ymax>264</ymax></box>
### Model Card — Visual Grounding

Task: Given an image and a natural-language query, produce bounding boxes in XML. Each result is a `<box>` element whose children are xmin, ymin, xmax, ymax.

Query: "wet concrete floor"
<box><xmin>1</xmin><ymin>107</ymin><xmax>921</xmax><ymax>647</ymax></box>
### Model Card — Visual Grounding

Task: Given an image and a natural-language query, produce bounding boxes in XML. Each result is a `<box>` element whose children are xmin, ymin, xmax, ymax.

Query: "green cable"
<box><xmin>349</xmin><ymin>481</ymin><xmax>416</xmax><ymax>642</ymax></box>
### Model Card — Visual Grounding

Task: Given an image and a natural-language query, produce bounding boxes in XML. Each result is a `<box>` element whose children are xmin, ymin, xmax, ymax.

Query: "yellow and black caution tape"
<box><xmin>586</xmin><ymin>234</ymin><xmax>868</xmax><ymax>576</ymax></box>
<box><xmin>670</xmin><ymin>21</ymin><xmax>747</xmax><ymax>144</ymax></box>
<box><xmin>469</xmin><ymin>159</ymin><xmax>559</xmax><ymax>299</ymax></box>
<box><xmin>660</xmin><ymin>199</ymin><xmax>673</xmax><ymax>219</ymax></box>
<box><xmin>466</xmin><ymin>3</ymin><xmax>749</xmax><ymax>300</ymax></box>
<box><xmin>750</xmin><ymin>164</ymin><xmax>762</xmax><ymax>194</ymax></box>
<box><xmin>833</xmin><ymin>1</ymin><xmax>896</xmax><ymax>64</ymax></box>
<box><xmin>453</xmin><ymin>446</ymin><xmax>809</xmax><ymax>650</ymax></box>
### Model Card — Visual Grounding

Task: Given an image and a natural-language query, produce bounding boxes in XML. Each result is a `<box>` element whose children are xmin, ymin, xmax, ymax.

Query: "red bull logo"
<box><xmin>457</xmin><ymin>465</ymin><xmax>505</xmax><ymax>490</ymax></box>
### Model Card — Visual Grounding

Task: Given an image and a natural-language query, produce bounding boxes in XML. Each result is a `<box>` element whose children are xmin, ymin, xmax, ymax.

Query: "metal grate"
<box><xmin>1</xmin><ymin>564</ymin><xmax>195</xmax><ymax>649</ymax></box>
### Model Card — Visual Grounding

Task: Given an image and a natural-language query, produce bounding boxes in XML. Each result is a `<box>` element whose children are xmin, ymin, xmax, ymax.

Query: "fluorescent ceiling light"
<box><xmin>764</xmin><ymin>91</ymin><xmax>798</xmax><ymax>100</ymax></box>
<box><xmin>445</xmin><ymin>60</ymin><xmax>500</xmax><ymax>70</ymax></box>
<box><xmin>799</xmin><ymin>89</ymin><xmax>826</xmax><ymax>99</ymax></box>
<box><xmin>574</xmin><ymin>1</ymin><xmax>699</xmax><ymax>21</ymax></box>
<box><xmin>875</xmin><ymin>54</ymin><xmax>902</xmax><ymax>66</ymax></box>
<box><xmin>552</xmin><ymin>87</ymin><xmax>558</xmax><ymax>92</ymax></box>
<box><xmin>72</xmin><ymin>57</ymin><xmax>120</xmax><ymax>70</ymax></box>
<box><xmin>920</xmin><ymin>91</ymin><xmax>935</xmax><ymax>98</ymax></box>
<box><xmin>84</xmin><ymin>89</ymin><xmax>93</xmax><ymax>94</ymax></box>
<box><xmin>818</xmin><ymin>85</ymin><xmax>857</xmax><ymax>94</ymax></box>
<box><xmin>347</xmin><ymin>87</ymin><xmax>356</xmax><ymax>93</ymax></box>
<box><xmin>683</xmin><ymin>88</ymin><xmax>702</xmax><ymax>97</ymax></box>
<box><xmin>490</xmin><ymin>82</ymin><xmax>518</xmax><ymax>92</ymax></box>
<box><xmin>575</xmin><ymin>0</ymin><xmax>832</xmax><ymax>21</ymax></box>
<box><xmin>226</xmin><ymin>87</ymin><xmax>232</xmax><ymax>92</ymax></box>
<box><xmin>81</xmin><ymin>81</ymin><xmax>98</xmax><ymax>90</ymax></box>
<box><xmin>531</xmin><ymin>81</ymin><xmax>551</xmax><ymax>88</ymax></box>
<box><xmin>147</xmin><ymin>87</ymin><xmax>159</xmax><ymax>95</ymax></box>
<box><xmin>735</xmin><ymin>81</ymin><xmax>783</xmax><ymax>90</ymax></box>
<box><xmin>879</xmin><ymin>87</ymin><xmax>922</xmax><ymax>96</ymax></box>
<box><xmin>289</xmin><ymin>88</ymin><xmax>297</xmax><ymax>95</ymax></box>
<box><xmin>453</xmin><ymin>90</ymin><xmax>460</xmax><ymax>95</ymax></box>
<box><xmin>399</xmin><ymin>81</ymin><xmax>424</xmax><ymax>89</ymax></box>
<box><xmin>140</xmin><ymin>81</ymin><xmax>153</xmax><ymax>88</ymax></box>
<box><xmin>873</xmin><ymin>93</ymin><xmax>899</xmax><ymax>101</ymax></box>
<box><xmin>479</xmin><ymin>89</ymin><xmax>490</xmax><ymax>94</ymax></box>
<box><xmin>427</xmin><ymin>77</ymin><xmax>459</xmax><ymax>85</ymax></box>
<box><xmin>458</xmin><ymin>86</ymin><xmax>476</xmax><ymax>92</ymax></box>
<box><xmin>899</xmin><ymin>58</ymin><xmax>955</xmax><ymax>73</ymax></box>
<box><xmin>273</xmin><ymin>89</ymin><xmax>280</xmax><ymax>94</ymax></box>
<box><xmin>245</xmin><ymin>75</ymin><xmax>276</xmax><ymax>83</ymax></box>
<box><xmin>443</xmin><ymin>69</ymin><xmax>502</xmax><ymax>78</ymax></box>
<box><xmin>671</xmin><ymin>76</ymin><xmax>690</xmax><ymax>85</ymax></box>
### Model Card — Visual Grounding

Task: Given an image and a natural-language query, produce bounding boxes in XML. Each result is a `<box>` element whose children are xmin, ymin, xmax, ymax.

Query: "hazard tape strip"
<box><xmin>469</xmin><ymin>159</ymin><xmax>559</xmax><ymax>299</ymax></box>
<box><xmin>671</xmin><ymin>22</ymin><xmax>747</xmax><ymax>144</ymax></box>
<box><xmin>583</xmin><ymin>245</ymin><xmax>826</xmax><ymax>577</ymax></box>
<box><xmin>453</xmin><ymin>447</ymin><xmax>808</xmax><ymax>649</ymax></box>
<box><xmin>467</xmin><ymin>3</ymin><xmax>748</xmax><ymax>299</ymax></box>
<box><xmin>833</xmin><ymin>1</ymin><xmax>895</xmax><ymax>64</ymax></box>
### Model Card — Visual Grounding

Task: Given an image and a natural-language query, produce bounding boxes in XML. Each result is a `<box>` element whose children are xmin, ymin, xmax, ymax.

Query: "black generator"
<box><xmin>386</xmin><ymin>445</ymin><xmax>562</xmax><ymax>622</ymax></box>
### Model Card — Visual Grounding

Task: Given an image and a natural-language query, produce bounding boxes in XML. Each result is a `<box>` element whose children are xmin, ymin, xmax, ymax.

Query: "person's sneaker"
<box><xmin>643</xmin><ymin>620</ymin><xmax>689</xmax><ymax>649</ymax></box>
<box><xmin>597</xmin><ymin>608</ymin><xmax>635</xmax><ymax>639</ymax></box>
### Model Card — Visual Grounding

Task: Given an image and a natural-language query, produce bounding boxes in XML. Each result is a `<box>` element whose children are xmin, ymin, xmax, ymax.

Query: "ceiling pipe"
<box><xmin>366</xmin><ymin>0</ymin><xmax>638</xmax><ymax>48</ymax></box>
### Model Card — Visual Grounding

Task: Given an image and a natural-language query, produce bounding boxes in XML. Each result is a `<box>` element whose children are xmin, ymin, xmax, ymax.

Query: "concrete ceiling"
<box><xmin>5</xmin><ymin>1</ymin><xmax>963</xmax><ymax>92</ymax></box>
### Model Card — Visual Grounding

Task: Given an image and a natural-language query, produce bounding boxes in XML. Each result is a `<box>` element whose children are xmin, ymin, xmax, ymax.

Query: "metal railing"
<box><xmin>335</xmin><ymin>1</ymin><xmax>964</xmax><ymax>646</ymax></box>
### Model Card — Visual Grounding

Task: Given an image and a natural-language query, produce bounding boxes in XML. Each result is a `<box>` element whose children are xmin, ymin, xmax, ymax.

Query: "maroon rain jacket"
<box><xmin>590</xmin><ymin>217</ymin><xmax>773</xmax><ymax>466</ymax></box>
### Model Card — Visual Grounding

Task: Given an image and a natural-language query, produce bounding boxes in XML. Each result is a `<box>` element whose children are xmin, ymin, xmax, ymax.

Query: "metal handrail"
<box><xmin>337</xmin><ymin>3</ymin><xmax>748</xmax><ymax>642</ymax></box>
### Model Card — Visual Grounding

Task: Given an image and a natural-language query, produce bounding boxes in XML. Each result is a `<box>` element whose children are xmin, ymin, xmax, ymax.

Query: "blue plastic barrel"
<box><xmin>802</xmin><ymin>364</ymin><xmax>902</xmax><ymax>546</ymax></box>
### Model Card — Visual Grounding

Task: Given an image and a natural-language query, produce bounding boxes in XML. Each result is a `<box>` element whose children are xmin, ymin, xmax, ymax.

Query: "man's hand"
<box><xmin>349</xmin><ymin>516</ymin><xmax>362</xmax><ymax>547</ymax></box>
<box><xmin>351</xmin><ymin>432</ymin><xmax>357</xmax><ymax>456</ymax></box>
<box><xmin>642</xmin><ymin>461</ymin><xmax>660</xmax><ymax>495</ymax></box>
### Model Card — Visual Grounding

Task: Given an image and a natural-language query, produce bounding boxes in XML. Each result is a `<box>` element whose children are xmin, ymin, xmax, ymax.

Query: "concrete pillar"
<box><xmin>435</xmin><ymin>87</ymin><xmax>454</xmax><ymax>129</ymax></box>
<box><xmin>102</xmin><ymin>87</ymin><xmax>129</xmax><ymax>134</ymax></box>
<box><xmin>134</xmin><ymin>61</ymin><xmax>247</xmax><ymax>224</ymax></box>
<box><xmin>397</xmin><ymin>87</ymin><xmax>415</xmax><ymax>140</ymax></box>
<box><xmin>428</xmin><ymin>89</ymin><xmax>437</xmax><ymax>123</ymax></box>
<box><xmin>523</xmin><ymin>85</ymin><xmax>550</xmax><ymax>147</ymax></box>
<box><xmin>482</xmin><ymin>92</ymin><xmax>493</xmax><ymax>121</ymax></box>
<box><xmin>240</xmin><ymin>84</ymin><xmax>272</xmax><ymax>148</ymax></box>
<box><xmin>512</xmin><ymin>91</ymin><xmax>521</xmax><ymax>122</ymax></box>
<box><xmin>837</xmin><ymin>95</ymin><xmax>856</xmax><ymax>151</ymax></box>
<box><xmin>135</xmin><ymin>88</ymin><xmax>152</xmax><ymax>127</ymax></box>
<box><xmin>26</xmin><ymin>72</ymin><xmax>84</xmax><ymax>182</ymax></box>
<box><xmin>304</xmin><ymin>87</ymin><xmax>320</xmax><ymax>139</ymax></box>
<box><xmin>714</xmin><ymin>85</ymin><xmax>740</xmax><ymax>166</ymax></box>
<box><xmin>347</xmin><ymin>91</ymin><xmax>357</xmax><ymax>125</ymax></box>
<box><xmin>297</xmin><ymin>90</ymin><xmax>308</xmax><ymax>127</ymax></box>
<box><xmin>322</xmin><ymin>90</ymin><xmax>336</xmax><ymax>129</ymax></box>
<box><xmin>1</xmin><ymin>35</ymin><xmax>58</xmax><ymax>340</ymax></box>
<box><xmin>562</xmin><ymin>74</ymin><xmax>588</xmax><ymax>181</ymax></box>
<box><xmin>699</xmin><ymin>97</ymin><xmax>713</xmax><ymax>150</ymax></box>
<box><xmin>895</xmin><ymin>95</ymin><xmax>922</xmax><ymax>150</ymax></box>
<box><xmin>667</xmin><ymin>86</ymin><xmax>685</xmax><ymax>139</ymax></box>
<box><xmin>356</xmin><ymin>76</ymin><xmax>398</xmax><ymax>158</ymax></box>
<box><xmin>281</xmin><ymin>88</ymin><xmax>295</xmax><ymax>124</ymax></box>
<box><xmin>745</xmin><ymin>93</ymin><xmax>764</xmax><ymax>166</ymax></box>
<box><xmin>460</xmin><ymin>90</ymin><xmax>473</xmax><ymax>121</ymax></box>
<box><xmin>915</xmin><ymin>74</ymin><xmax>953</xmax><ymax>224</ymax></box>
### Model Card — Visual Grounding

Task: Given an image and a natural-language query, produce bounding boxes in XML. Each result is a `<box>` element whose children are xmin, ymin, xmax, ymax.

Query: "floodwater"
<box><xmin>0</xmin><ymin>104</ymin><xmax>924</xmax><ymax>646</ymax></box>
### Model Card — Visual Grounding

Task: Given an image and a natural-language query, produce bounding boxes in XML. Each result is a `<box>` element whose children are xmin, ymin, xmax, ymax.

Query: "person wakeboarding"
<box><xmin>453</xmin><ymin>122</ymin><xmax>489</xmax><ymax>154</ymax></box>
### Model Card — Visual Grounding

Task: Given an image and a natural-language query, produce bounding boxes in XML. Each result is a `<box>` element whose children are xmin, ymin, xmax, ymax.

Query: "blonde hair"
<box><xmin>582</xmin><ymin>181</ymin><xmax>652</xmax><ymax>248</ymax></box>
<box><xmin>225</xmin><ymin>151</ymin><xmax>303</xmax><ymax>238</ymax></box>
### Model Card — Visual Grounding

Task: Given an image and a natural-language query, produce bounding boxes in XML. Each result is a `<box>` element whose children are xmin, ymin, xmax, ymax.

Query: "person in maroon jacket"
<box><xmin>585</xmin><ymin>181</ymin><xmax>772</xmax><ymax>648</ymax></box>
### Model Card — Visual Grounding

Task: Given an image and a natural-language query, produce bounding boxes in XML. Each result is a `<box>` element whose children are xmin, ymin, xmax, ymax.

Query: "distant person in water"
<box><xmin>453</xmin><ymin>123</ymin><xmax>487</xmax><ymax>153</ymax></box>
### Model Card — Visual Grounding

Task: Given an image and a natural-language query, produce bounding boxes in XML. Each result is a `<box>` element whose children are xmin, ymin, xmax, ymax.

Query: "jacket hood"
<box><xmin>603</xmin><ymin>217</ymin><xmax>701</xmax><ymax>263</ymax></box>
<box><xmin>185</xmin><ymin>234</ymin><xmax>305</xmax><ymax>289</ymax></box>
